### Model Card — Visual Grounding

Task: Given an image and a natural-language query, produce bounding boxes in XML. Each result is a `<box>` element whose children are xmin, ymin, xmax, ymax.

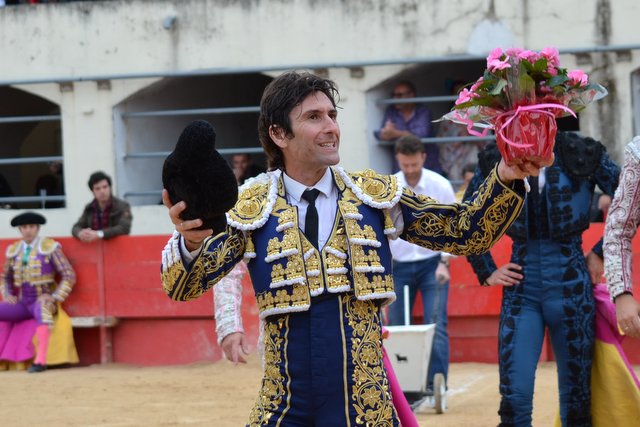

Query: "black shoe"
<box><xmin>27</xmin><ymin>363</ymin><xmax>46</xmax><ymax>373</ymax></box>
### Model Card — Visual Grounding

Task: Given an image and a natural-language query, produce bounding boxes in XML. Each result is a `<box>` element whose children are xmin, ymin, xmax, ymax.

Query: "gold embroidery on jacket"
<box><xmin>256</xmin><ymin>284</ymin><xmax>310</xmax><ymax>313</ymax></box>
<box><xmin>163</xmin><ymin>231</ymin><xmax>245</xmax><ymax>300</ymax></box>
<box><xmin>248</xmin><ymin>317</ymin><xmax>289</xmax><ymax>426</ymax></box>
<box><xmin>301</xmin><ymin>239</ymin><xmax>323</xmax><ymax>295</ymax></box>
<box><xmin>270</xmin><ymin>256</ymin><xmax>304</xmax><ymax>286</ymax></box>
<box><xmin>401</xmin><ymin>171</ymin><xmax>523</xmax><ymax>256</ymax></box>
<box><xmin>324</xmin><ymin>231</ymin><xmax>351</xmax><ymax>292</ymax></box>
<box><xmin>348</xmin><ymin>169</ymin><xmax>399</xmax><ymax>204</ymax></box>
<box><xmin>229</xmin><ymin>180</ymin><xmax>271</xmax><ymax>226</ymax></box>
<box><xmin>343</xmin><ymin>295</ymin><xmax>397</xmax><ymax>426</ymax></box>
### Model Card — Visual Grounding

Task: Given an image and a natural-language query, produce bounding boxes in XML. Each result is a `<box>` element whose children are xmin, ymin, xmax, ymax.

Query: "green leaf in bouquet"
<box><xmin>518</xmin><ymin>73</ymin><xmax>536</xmax><ymax>95</ymax></box>
<box><xmin>549</xmin><ymin>75</ymin><xmax>569</xmax><ymax>87</ymax></box>
<box><xmin>489</xmin><ymin>79</ymin><xmax>508</xmax><ymax>95</ymax></box>
<box><xmin>532</xmin><ymin>58</ymin><xmax>548</xmax><ymax>73</ymax></box>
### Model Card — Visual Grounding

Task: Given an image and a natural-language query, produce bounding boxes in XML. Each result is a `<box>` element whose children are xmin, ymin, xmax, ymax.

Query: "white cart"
<box><xmin>384</xmin><ymin>286</ymin><xmax>447</xmax><ymax>414</ymax></box>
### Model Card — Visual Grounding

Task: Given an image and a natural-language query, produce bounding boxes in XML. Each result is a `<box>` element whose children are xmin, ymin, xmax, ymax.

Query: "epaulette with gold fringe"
<box><xmin>38</xmin><ymin>237</ymin><xmax>59</xmax><ymax>255</ymax></box>
<box><xmin>5</xmin><ymin>241</ymin><xmax>22</xmax><ymax>258</ymax></box>
<box><xmin>336</xmin><ymin>167</ymin><xmax>403</xmax><ymax>209</ymax></box>
<box><xmin>226</xmin><ymin>171</ymin><xmax>280</xmax><ymax>231</ymax></box>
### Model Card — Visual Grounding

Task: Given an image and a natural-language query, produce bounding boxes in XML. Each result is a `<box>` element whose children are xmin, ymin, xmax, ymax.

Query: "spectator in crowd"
<box><xmin>34</xmin><ymin>160</ymin><xmax>65</xmax><ymax>208</ymax></box>
<box><xmin>161</xmin><ymin>70</ymin><xmax>539</xmax><ymax>425</ymax></box>
<box><xmin>0</xmin><ymin>212</ymin><xmax>77</xmax><ymax>373</ymax></box>
<box><xmin>463</xmin><ymin>133</ymin><xmax>620</xmax><ymax>426</ymax></box>
<box><xmin>387</xmin><ymin>134</ymin><xmax>456</xmax><ymax>398</ymax></box>
<box><xmin>455</xmin><ymin>162</ymin><xmax>477</xmax><ymax>202</ymax></box>
<box><xmin>232</xmin><ymin>153</ymin><xmax>266</xmax><ymax>185</ymax></box>
<box><xmin>438</xmin><ymin>80</ymin><xmax>487</xmax><ymax>181</ymax></box>
<box><xmin>375</xmin><ymin>80</ymin><xmax>442</xmax><ymax>174</ymax></box>
<box><xmin>71</xmin><ymin>171</ymin><xmax>132</xmax><ymax>241</ymax></box>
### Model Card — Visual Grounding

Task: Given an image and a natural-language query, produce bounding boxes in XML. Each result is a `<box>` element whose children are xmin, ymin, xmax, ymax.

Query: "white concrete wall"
<box><xmin>0</xmin><ymin>0</ymin><xmax>638</xmax><ymax>237</ymax></box>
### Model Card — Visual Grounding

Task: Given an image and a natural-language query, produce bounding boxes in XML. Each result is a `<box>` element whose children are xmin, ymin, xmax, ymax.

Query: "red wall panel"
<box><xmin>0</xmin><ymin>224</ymin><xmax>637</xmax><ymax>365</ymax></box>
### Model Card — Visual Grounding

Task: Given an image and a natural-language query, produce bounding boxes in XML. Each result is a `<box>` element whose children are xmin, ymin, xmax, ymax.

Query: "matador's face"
<box><xmin>18</xmin><ymin>224</ymin><xmax>39</xmax><ymax>244</ymax></box>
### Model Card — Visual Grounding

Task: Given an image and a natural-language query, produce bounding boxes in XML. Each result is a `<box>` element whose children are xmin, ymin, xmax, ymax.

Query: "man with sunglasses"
<box><xmin>375</xmin><ymin>80</ymin><xmax>442</xmax><ymax>174</ymax></box>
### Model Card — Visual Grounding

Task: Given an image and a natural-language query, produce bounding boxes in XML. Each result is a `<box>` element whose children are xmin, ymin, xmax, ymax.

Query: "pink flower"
<box><xmin>455</xmin><ymin>88</ymin><xmax>475</xmax><ymax>105</ymax></box>
<box><xmin>488</xmin><ymin>58</ymin><xmax>511</xmax><ymax>72</ymax></box>
<box><xmin>517</xmin><ymin>50</ymin><xmax>539</xmax><ymax>63</ymax></box>
<box><xmin>540</xmin><ymin>47</ymin><xmax>560</xmax><ymax>67</ymax></box>
<box><xmin>568</xmin><ymin>69</ymin><xmax>589</xmax><ymax>87</ymax></box>
<box><xmin>506</xmin><ymin>47</ymin><xmax>523</xmax><ymax>57</ymax></box>
<box><xmin>505</xmin><ymin>48</ymin><xmax>523</xmax><ymax>63</ymax></box>
<box><xmin>547</xmin><ymin>67</ymin><xmax>558</xmax><ymax>76</ymax></box>
<box><xmin>487</xmin><ymin>47</ymin><xmax>504</xmax><ymax>67</ymax></box>
<box><xmin>470</xmin><ymin>77</ymin><xmax>484</xmax><ymax>92</ymax></box>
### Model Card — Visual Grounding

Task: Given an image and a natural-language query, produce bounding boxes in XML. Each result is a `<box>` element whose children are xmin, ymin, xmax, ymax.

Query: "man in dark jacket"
<box><xmin>71</xmin><ymin>171</ymin><xmax>132</xmax><ymax>241</ymax></box>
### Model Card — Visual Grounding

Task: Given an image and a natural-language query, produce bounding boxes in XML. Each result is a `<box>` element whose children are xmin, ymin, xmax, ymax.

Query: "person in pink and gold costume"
<box><xmin>0</xmin><ymin>212</ymin><xmax>76</xmax><ymax>373</ymax></box>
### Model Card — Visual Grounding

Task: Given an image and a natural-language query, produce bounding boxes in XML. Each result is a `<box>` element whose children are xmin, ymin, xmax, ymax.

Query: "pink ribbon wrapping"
<box><xmin>495</xmin><ymin>103</ymin><xmax>576</xmax><ymax>148</ymax></box>
<box><xmin>453</xmin><ymin>110</ymin><xmax>490</xmax><ymax>138</ymax></box>
<box><xmin>453</xmin><ymin>103</ymin><xmax>576</xmax><ymax>144</ymax></box>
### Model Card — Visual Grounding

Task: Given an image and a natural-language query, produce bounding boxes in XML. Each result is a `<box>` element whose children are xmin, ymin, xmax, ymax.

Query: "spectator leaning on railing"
<box><xmin>71</xmin><ymin>171</ymin><xmax>132</xmax><ymax>242</ymax></box>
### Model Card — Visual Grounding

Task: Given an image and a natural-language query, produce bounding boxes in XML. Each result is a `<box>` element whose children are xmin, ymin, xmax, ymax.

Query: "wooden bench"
<box><xmin>70</xmin><ymin>316</ymin><xmax>118</xmax><ymax>364</ymax></box>
<box><xmin>70</xmin><ymin>316</ymin><xmax>118</xmax><ymax>328</ymax></box>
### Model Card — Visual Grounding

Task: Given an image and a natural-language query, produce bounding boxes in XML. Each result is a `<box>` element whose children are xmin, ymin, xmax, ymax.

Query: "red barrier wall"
<box><xmin>1</xmin><ymin>225</ymin><xmax>637</xmax><ymax>366</ymax></box>
<box><xmin>0</xmin><ymin>236</ymin><xmax>260</xmax><ymax>366</ymax></box>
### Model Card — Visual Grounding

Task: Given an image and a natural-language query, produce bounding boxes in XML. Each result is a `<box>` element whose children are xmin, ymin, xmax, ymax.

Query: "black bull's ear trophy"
<box><xmin>162</xmin><ymin>120</ymin><xmax>238</xmax><ymax>233</ymax></box>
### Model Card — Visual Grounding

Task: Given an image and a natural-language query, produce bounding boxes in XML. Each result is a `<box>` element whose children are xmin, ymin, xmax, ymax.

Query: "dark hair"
<box><xmin>88</xmin><ymin>171</ymin><xmax>112</xmax><ymax>190</ymax></box>
<box><xmin>394</xmin><ymin>134</ymin><xmax>425</xmax><ymax>155</ymax></box>
<box><xmin>393</xmin><ymin>80</ymin><xmax>417</xmax><ymax>95</ymax></box>
<box><xmin>258</xmin><ymin>71</ymin><xmax>339</xmax><ymax>170</ymax></box>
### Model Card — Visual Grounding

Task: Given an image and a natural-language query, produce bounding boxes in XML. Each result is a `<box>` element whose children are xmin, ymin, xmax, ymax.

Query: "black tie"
<box><xmin>301</xmin><ymin>189</ymin><xmax>320</xmax><ymax>249</ymax></box>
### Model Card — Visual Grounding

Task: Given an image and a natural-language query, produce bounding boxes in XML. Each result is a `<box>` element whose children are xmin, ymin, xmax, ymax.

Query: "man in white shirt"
<box><xmin>388</xmin><ymin>135</ymin><xmax>456</xmax><ymax>396</ymax></box>
<box><xmin>161</xmin><ymin>71</ymin><xmax>549</xmax><ymax>426</ymax></box>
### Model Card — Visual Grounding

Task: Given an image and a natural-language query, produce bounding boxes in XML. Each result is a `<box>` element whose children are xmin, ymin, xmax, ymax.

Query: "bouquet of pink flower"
<box><xmin>441</xmin><ymin>47</ymin><xmax>607</xmax><ymax>166</ymax></box>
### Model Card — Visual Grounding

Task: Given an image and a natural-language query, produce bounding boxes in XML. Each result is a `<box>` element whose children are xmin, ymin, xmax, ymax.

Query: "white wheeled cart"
<box><xmin>384</xmin><ymin>288</ymin><xmax>447</xmax><ymax>414</ymax></box>
<box><xmin>384</xmin><ymin>324</ymin><xmax>447</xmax><ymax>413</ymax></box>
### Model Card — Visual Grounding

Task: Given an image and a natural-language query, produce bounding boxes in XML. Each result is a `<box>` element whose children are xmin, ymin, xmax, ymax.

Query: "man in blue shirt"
<box><xmin>375</xmin><ymin>80</ymin><xmax>442</xmax><ymax>174</ymax></box>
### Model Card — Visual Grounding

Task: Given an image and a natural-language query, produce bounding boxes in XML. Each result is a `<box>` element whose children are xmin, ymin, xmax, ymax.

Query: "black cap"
<box><xmin>11</xmin><ymin>212</ymin><xmax>46</xmax><ymax>227</ymax></box>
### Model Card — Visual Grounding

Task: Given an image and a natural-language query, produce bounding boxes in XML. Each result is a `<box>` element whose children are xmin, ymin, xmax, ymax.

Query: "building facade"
<box><xmin>0</xmin><ymin>0</ymin><xmax>638</xmax><ymax>237</ymax></box>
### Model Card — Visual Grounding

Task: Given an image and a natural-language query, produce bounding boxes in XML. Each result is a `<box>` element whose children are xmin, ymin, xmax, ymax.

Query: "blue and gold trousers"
<box><xmin>247</xmin><ymin>293</ymin><xmax>399</xmax><ymax>427</ymax></box>
<box><xmin>498</xmin><ymin>238</ymin><xmax>594</xmax><ymax>427</ymax></box>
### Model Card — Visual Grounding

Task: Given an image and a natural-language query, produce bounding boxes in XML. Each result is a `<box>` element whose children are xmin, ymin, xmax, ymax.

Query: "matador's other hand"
<box><xmin>162</xmin><ymin>189</ymin><xmax>213</xmax><ymax>251</ymax></box>
<box><xmin>221</xmin><ymin>332</ymin><xmax>250</xmax><ymax>365</ymax></box>
<box><xmin>484</xmin><ymin>263</ymin><xmax>523</xmax><ymax>287</ymax></box>
<box><xmin>39</xmin><ymin>294</ymin><xmax>57</xmax><ymax>315</ymax></box>
<box><xmin>615</xmin><ymin>294</ymin><xmax>640</xmax><ymax>339</ymax></box>
<box><xmin>435</xmin><ymin>262</ymin><xmax>450</xmax><ymax>285</ymax></box>
<box><xmin>585</xmin><ymin>251</ymin><xmax>604</xmax><ymax>285</ymax></box>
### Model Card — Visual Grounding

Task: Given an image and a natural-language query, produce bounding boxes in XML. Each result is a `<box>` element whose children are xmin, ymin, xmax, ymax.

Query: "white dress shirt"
<box><xmin>389</xmin><ymin>168</ymin><xmax>456</xmax><ymax>262</ymax></box>
<box><xmin>282</xmin><ymin>168</ymin><xmax>338</xmax><ymax>250</ymax></box>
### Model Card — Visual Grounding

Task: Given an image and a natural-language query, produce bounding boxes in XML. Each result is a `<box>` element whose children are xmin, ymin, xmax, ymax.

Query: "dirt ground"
<box><xmin>2</xmin><ymin>356</ymin><xmax>638</xmax><ymax>427</ymax></box>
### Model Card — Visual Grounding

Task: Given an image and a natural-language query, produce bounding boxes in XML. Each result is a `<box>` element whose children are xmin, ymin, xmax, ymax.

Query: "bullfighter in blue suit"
<box><xmin>464</xmin><ymin>132</ymin><xmax>620</xmax><ymax>427</ymax></box>
<box><xmin>160</xmin><ymin>71</ymin><xmax>549</xmax><ymax>426</ymax></box>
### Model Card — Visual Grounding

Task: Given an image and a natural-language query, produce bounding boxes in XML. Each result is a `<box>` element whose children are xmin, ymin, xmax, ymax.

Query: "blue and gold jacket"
<box><xmin>161</xmin><ymin>166</ymin><xmax>525</xmax><ymax>318</ymax></box>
